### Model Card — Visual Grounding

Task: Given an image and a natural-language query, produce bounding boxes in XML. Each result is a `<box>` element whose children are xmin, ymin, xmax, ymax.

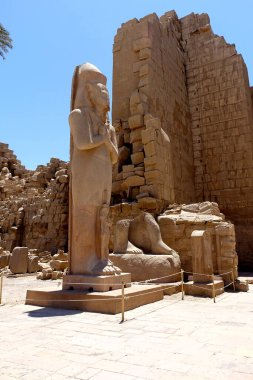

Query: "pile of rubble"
<box><xmin>0</xmin><ymin>142</ymin><xmax>69</xmax><ymax>254</ymax></box>
<box><xmin>0</xmin><ymin>246</ymin><xmax>68</xmax><ymax>280</ymax></box>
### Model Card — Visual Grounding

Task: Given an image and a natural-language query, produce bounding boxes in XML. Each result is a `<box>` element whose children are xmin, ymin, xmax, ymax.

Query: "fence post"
<box><xmin>212</xmin><ymin>275</ymin><xmax>216</xmax><ymax>303</ymax></box>
<box><xmin>232</xmin><ymin>268</ymin><xmax>236</xmax><ymax>292</ymax></box>
<box><xmin>181</xmin><ymin>269</ymin><xmax>184</xmax><ymax>300</ymax></box>
<box><xmin>121</xmin><ymin>281</ymin><xmax>125</xmax><ymax>323</ymax></box>
<box><xmin>0</xmin><ymin>274</ymin><xmax>3</xmax><ymax>305</ymax></box>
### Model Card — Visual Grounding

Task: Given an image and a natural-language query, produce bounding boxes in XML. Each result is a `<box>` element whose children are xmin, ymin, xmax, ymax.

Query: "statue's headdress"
<box><xmin>70</xmin><ymin>63</ymin><xmax>107</xmax><ymax>111</ymax></box>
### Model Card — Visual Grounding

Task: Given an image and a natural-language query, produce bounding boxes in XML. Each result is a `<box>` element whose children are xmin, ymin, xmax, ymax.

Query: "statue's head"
<box><xmin>71</xmin><ymin>63</ymin><xmax>110</xmax><ymax>112</ymax></box>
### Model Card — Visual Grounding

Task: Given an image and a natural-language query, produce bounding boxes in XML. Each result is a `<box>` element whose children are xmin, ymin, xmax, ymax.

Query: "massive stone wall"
<box><xmin>112</xmin><ymin>12</ymin><xmax>195</xmax><ymax>204</ymax></box>
<box><xmin>181</xmin><ymin>13</ymin><xmax>253</xmax><ymax>268</ymax></box>
<box><xmin>112</xmin><ymin>11</ymin><xmax>253</xmax><ymax>269</ymax></box>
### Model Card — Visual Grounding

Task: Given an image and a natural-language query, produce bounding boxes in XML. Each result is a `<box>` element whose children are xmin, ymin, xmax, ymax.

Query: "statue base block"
<box><xmin>184</xmin><ymin>279</ymin><xmax>224</xmax><ymax>297</ymax></box>
<box><xmin>109</xmin><ymin>254</ymin><xmax>181</xmax><ymax>282</ymax></box>
<box><xmin>62</xmin><ymin>273</ymin><xmax>131</xmax><ymax>292</ymax></box>
<box><xmin>25</xmin><ymin>284</ymin><xmax>164</xmax><ymax>314</ymax></box>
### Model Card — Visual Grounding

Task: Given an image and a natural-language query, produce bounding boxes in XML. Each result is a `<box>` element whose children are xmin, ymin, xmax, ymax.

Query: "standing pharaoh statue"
<box><xmin>68</xmin><ymin>63</ymin><xmax>121</xmax><ymax>276</ymax></box>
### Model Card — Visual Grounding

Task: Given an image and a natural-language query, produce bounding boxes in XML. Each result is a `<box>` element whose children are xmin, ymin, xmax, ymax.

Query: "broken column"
<box><xmin>184</xmin><ymin>230</ymin><xmax>224</xmax><ymax>297</ymax></box>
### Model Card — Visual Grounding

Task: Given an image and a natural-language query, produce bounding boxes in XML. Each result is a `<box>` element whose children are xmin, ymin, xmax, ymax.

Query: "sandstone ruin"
<box><xmin>1</xmin><ymin>11</ymin><xmax>253</xmax><ymax>299</ymax></box>
<box><xmin>111</xmin><ymin>11</ymin><xmax>253</xmax><ymax>271</ymax></box>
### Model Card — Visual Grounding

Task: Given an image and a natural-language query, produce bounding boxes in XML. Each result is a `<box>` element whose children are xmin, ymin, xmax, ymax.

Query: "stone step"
<box><xmin>25</xmin><ymin>284</ymin><xmax>164</xmax><ymax>314</ymax></box>
<box><xmin>184</xmin><ymin>280</ymin><xmax>224</xmax><ymax>298</ymax></box>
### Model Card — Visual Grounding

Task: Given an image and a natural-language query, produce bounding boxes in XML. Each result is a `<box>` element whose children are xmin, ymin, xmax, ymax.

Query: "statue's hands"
<box><xmin>99</xmin><ymin>125</ymin><xmax>106</xmax><ymax>137</ymax></box>
<box><xmin>99</xmin><ymin>124</ymin><xmax>111</xmax><ymax>145</ymax></box>
<box><xmin>99</xmin><ymin>124</ymin><xmax>117</xmax><ymax>165</ymax></box>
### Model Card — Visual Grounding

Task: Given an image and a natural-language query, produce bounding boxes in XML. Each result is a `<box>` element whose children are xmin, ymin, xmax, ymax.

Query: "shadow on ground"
<box><xmin>24</xmin><ymin>307</ymin><xmax>83</xmax><ymax>318</ymax></box>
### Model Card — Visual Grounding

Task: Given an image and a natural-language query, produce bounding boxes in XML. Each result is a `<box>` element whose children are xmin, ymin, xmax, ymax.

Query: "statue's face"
<box><xmin>88</xmin><ymin>82</ymin><xmax>110</xmax><ymax>112</ymax></box>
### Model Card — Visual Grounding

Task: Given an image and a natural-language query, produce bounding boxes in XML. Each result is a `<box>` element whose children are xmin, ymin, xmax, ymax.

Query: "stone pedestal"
<box><xmin>62</xmin><ymin>273</ymin><xmax>131</xmax><ymax>292</ymax></box>
<box><xmin>26</xmin><ymin>284</ymin><xmax>164</xmax><ymax>314</ymax></box>
<box><xmin>184</xmin><ymin>230</ymin><xmax>224</xmax><ymax>298</ymax></box>
<box><xmin>184</xmin><ymin>278</ymin><xmax>224</xmax><ymax>297</ymax></box>
<box><xmin>191</xmin><ymin>230</ymin><xmax>213</xmax><ymax>282</ymax></box>
<box><xmin>109</xmin><ymin>253</ymin><xmax>181</xmax><ymax>282</ymax></box>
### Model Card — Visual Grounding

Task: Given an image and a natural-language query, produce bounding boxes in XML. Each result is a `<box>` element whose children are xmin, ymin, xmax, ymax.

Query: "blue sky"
<box><xmin>2</xmin><ymin>0</ymin><xmax>253</xmax><ymax>169</ymax></box>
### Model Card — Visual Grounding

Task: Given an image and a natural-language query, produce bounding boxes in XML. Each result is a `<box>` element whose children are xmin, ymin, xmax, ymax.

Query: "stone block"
<box><xmin>137</xmin><ymin>197</ymin><xmax>158</xmax><ymax>209</ymax></box>
<box><xmin>0</xmin><ymin>252</ymin><xmax>10</xmax><ymax>268</ymax></box>
<box><xmin>133</xmin><ymin>61</ymin><xmax>142</xmax><ymax>73</ymax></box>
<box><xmin>133</xmin><ymin>37</ymin><xmax>152</xmax><ymax>52</ymax></box>
<box><xmin>50</xmin><ymin>259</ymin><xmax>68</xmax><ymax>272</ymax></box>
<box><xmin>144</xmin><ymin>170</ymin><xmax>163</xmax><ymax>184</ymax></box>
<box><xmin>9</xmin><ymin>247</ymin><xmax>29</xmax><ymax>274</ymax></box>
<box><xmin>122</xmin><ymin>165</ymin><xmax>134</xmax><ymax>172</ymax></box>
<box><xmin>144</xmin><ymin>156</ymin><xmax>165</xmax><ymax>172</ymax></box>
<box><xmin>128</xmin><ymin>114</ymin><xmax>144</xmax><ymax>130</ymax></box>
<box><xmin>122</xmin><ymin>171</ymin><xmax>134</xmax><ymax>179</ymax></box>
<box><xmin>139</xmin><ymin>64</ymin><xmax>150</xmax><ymax>77</ymax></box>
<box><xmin>132</xmin><ymin>141</ymin><xmax>143</xmax><ymax>153</ymax></box>
<box><xmin>58</xmin><ymin>175</ymin><xmax>68</xmax><ymax>183</ymax></box>
<box><xmin>184</xmin><ymin>279</ymin><xmax>224</xmax><ymax>297</ymax></box>
<box><xmin>144</xmin><ymin>141</ymin><xmax>157</xmax><ymax>157</ymax></box>
<box><xmin>28</xmin><ymin>255</ymin><xmax>40</xmax><ymax>273</ymax></box>
<box><xmin>131</xmin><ymin>152</ymin><xmax>144</xmax><ymax>165</ymax></box>
<box><xmin>145</xmin><ymin>117</ymin><xmax>161</xmax><ymax>129</ymax></box>
<box><xmin>130</xmin><ymin>128</ymin><xmax>144</xmax><ymax>143</ymax></box>
<box><xmin>110</xmin><ymin>254</ymin><xmax>181</xmax><ymax>282</ymax></box>
<box><xmin>139</xmin><ymin>47</ymin><xmax>151</xmax><ymax>60</ymax></box>
<box><xmin>142</xmin><ymin>128</ymin><xmax>157</xmax><ymax>145</ymax></box>
<box><xmin>134</xmin><ymin>169</ymin><xmax>144</xmax><ymax>177</ymax></box>
<box><xmin>123</xmin><ymin>175</ymin><xmax>145</xmax><ymax>188</ymax></box>
<box><xmin>191</xmin><ymin>230</ymin><xmax>213</xmax><ymax>283</ymax></box>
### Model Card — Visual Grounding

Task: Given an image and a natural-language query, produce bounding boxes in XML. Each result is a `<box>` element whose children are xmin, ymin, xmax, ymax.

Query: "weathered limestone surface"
<box><xmin>112</xmin><ymin>11</ymin><xmax>253</xmax><ymax>269</ymax></box>
<box><xmin>158</xmin><ymin>202</ymin><xmax>238</xmax><ymax>283</ymax></box>
<box><xmin>191</xmin><ymin>230</ymin><xmax>213</xmax><ymax>282</ymax></box>
<box><xmin>9</xmin><ymin>246</ymin><xmax>29</xmax><ymax>274</ymax></box>
<box><xmin>68</xmin><ymin>62</ymin><xmax>120</xmax><ymax>276</ymax></box>
<box><xmin>113</xmin><ymin>212</ymin><xmax>176</xmax><ymax>255</ymax></box>
<box><xmin>0</xmin><ymin>250</ymin><xmax>10</xmax><ymax>269</ymax></box>
<box><xmin>109</xmin><ymin>201</ymin><xmax>166</xmax><ymax>252</ymax></box>
<box><xmin>0</xmin><ymin>143</ymin><xmax>69</xmax><ymax>254</ymax></box>
<box><xmin>109</xmin><ymin>253</ymin><xmax>181</xmax><ymax>282</ymax></box>
<box><xmin>181</xmin><ymin>14</ymin><xmax>253</xmax><ymax>270</ymax></box>
<box><xmin>112</xmin><ymin>12</ymin><xmax>195</xmax><ymax>204</ymax></box>
<box><xmin>111</xmin><ymin>211</ymin><xmax>181</xmax><ymax>282</ymax></box>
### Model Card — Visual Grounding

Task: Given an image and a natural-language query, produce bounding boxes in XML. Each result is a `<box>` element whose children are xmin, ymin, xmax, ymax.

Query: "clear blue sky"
<box><xmin>2</xmin><ymin>0</ymin><xmax>253</xmax><ymax>169</ymax></box>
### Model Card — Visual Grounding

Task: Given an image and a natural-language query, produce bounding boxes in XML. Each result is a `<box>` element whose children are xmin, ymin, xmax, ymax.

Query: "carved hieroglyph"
<box><xmin>69</xmin><ymin>63</ymin><xmax>121</xmax><ymax>275</ymax></box>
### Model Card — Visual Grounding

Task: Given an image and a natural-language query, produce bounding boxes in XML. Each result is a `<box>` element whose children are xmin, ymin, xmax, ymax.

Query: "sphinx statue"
<box><xmin>68</xmin><ymin>63</ymin><xmax>121</xmax><ymax>276</ymax></box>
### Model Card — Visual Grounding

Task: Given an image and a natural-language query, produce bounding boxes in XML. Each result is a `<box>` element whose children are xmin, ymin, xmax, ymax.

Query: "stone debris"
<box><xmin>0</xmin><ymin>143</ymin><xmax>68</xmax><ymax>254</ymax></box>
<box><xmin>0</xmin><ymin>244</ymin><xmax>68</xmax><ymax>280</ymax></box>
<box><xmin>9</xmin><ymin>247</ymin><xmax>29</xmax><ymax>274</ymax></box>
<box><xmin>158</xmin><ymin>202</ymin><xmax>238</xmax><ymax>284</ymax></box>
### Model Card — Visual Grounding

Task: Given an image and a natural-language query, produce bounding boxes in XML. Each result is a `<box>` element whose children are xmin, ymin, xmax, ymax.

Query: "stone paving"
<box><xmin>0</xmin><ymin>277</ymin><xmax>253</xmax><ymax>379</ymax></box>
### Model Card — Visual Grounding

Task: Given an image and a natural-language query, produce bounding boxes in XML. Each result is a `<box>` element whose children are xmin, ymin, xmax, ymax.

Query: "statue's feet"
<box><xmin>126</xmin><ymin>241</ymin><xmax>143</xmax><ymax>254</ymax></box>
<box><xmin>91</xmin><ymin>260</ymin><xmax>122</xmax><ymax>276</ymax></box>
<box><xmin>114</xmin><ymin>241</ymin><xmax>143</xmax><ymax>255</ymax></box>
<box><xmin>151</xmin><ymin>240</ymin><xmax>174</xmax><ymax>255</ymax></box>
